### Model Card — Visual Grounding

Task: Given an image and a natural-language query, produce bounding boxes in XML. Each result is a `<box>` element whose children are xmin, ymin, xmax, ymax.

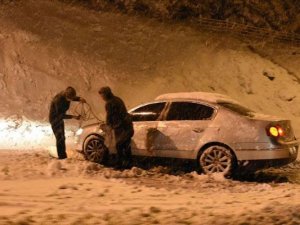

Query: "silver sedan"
<box><xmin>75</xmin><ymin>92</ymin><xmax>299</xmax><ymax>176</ymax></box>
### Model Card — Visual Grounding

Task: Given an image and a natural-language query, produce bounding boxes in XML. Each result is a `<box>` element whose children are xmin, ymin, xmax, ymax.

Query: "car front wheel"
<box><xmin>83</xmin><ymin>135</ymin><xmax>108</xmax><ymax>164</ymax></box>
<box><xmin>199</xmin><ymin>145</ymin><xmax>236</xmax><ymax>177</ymax></box>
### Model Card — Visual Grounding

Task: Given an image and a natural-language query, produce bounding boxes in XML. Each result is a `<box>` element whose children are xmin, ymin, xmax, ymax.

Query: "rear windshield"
<box><xmin>218</xmin><ymin>102</ymin><xmax>254</xmax><ymax>117</ymax></box>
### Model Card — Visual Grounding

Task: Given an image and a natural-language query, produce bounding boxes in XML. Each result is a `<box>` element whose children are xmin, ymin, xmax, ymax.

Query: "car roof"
<box><xmin>155</xmin><ymin>92</ymin><xmax>240</xmax><ymax>104</ymax></box>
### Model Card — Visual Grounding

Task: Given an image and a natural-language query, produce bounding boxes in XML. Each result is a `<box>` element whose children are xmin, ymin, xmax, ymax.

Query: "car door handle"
<box><xmin>193</xmin><ymin>128</ymin><xmax>205</xmax><ymax>133</ymax></box>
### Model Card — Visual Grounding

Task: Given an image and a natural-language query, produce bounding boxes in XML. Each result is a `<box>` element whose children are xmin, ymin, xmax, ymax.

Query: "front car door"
<box><xmin>156</xmin><ymin>101</ymin><xmax>216</xmax><ymax>158</ymax></box>
<box><xmin>129</xmin><ymin>102</ymin><xmax>167</xmax><ymax>156</ymax></box>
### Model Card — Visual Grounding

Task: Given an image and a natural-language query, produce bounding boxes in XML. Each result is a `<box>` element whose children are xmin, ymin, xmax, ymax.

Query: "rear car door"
<box><xmin>129</xmin><ymin>102</ymin><xmax>167</xmax><ymax>156</ymax></box>
<box><xmin>157</xmin><ymin>101</ymin><xmax>215</xmax><ymax>154</ymax></box>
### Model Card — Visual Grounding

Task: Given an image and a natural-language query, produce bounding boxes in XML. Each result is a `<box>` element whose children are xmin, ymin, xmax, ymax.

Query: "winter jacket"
<box><xmin>49</xmin><ymin>92</ymin><xmax>80</xmax><ymax>124</ymax></box>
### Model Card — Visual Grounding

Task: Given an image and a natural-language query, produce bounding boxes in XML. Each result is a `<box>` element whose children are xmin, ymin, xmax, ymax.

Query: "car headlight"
<box><xmin>75</xmin><ymin>128</ymin><xmax>83</xmax><ymax>136</ymax></box>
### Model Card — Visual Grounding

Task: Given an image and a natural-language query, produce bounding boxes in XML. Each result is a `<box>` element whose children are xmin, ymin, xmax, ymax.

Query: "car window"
<box><xmin>130</xmin><ymin>102</ymin><xmax>166</xmax><ymax>122</ymax></box>
<box><xmin>218</xmin><ymin>102</ymin><xmax>254</xmax><ymax>118</ymax></box>
<box><xmin>166</xmin><ymin>102</ymin><xmax>214</xmax><ymax>121</ymax></box>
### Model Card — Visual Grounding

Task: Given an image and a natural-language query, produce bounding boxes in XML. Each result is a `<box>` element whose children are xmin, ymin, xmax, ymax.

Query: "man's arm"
<box><xmin>63</xmin><ymin>114</ymin><xmax>76</xmax><ymax>119</ymax></box>
<box><xmin>72</xmin><ymin>96</ymin><xmax>86</xmax><ymax>103</ymax></box>
<box><xmin>62</xmin><ymin>98</ymin><xmax>80</xmax><ymax>120</ymax></box>
<box><xmin>64</xmin><ymin>96</ymin><xmax>85</xmax><ymax>119</ymax></box>
<box><xmin>105</xmin><ymin>103</ymin><xmax>113</xmax><ymax>127</ymax></box>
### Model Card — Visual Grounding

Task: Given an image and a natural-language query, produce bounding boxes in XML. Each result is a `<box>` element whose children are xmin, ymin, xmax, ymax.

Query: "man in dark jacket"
<box><xmin>99</xmin><ymin>86</ymin><xmax>134</xmax><ymax>169</ymax></box>
<box><xmin>49</xmin><ymin>86</ymin><xmax>85</xmax><ymax>159</ymax></box>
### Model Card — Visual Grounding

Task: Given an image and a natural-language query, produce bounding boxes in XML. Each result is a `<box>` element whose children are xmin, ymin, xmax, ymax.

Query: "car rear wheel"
<box><xmin>84</xmin><ymin>135</ymin><xmax>108</xmax><ymax>164</ymax></box>
<box><xmin>199</xmin><ymin>145</ymin><xmax>236</xmax><ymax>177</ymax></box>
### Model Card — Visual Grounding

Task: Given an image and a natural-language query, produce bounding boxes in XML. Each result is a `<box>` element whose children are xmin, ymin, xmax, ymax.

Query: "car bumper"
<box><xmin>235</xmin><ymin>145</ymin><xmax>298</xmax><ymax>161</ymax></box>
<box><xmin>236</xmin><ymin>145</ymin><xmax>298</xmax><ymax>171</ymax></box>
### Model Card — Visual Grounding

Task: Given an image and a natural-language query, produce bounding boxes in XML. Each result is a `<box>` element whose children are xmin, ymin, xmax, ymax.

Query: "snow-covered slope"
<box><xmin>0</xmin><ymin>0</ymin><xmax>299</xmax><ymax>149</ymax></box>
<box><xmin>65</xmin><ymin>0</ymin><xmax>300</xmax><ymax>33</ymax></box>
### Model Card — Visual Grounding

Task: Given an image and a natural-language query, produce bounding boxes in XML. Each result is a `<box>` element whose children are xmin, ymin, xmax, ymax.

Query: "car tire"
<box><xmin>83</xmin><ymin>135</ymin><xmax>108</xmax><ymax>164</ymax></box>
<box><xmin>199</xmin><ymin>145</ymin><xmax>236</xmax><ymax>177</ymax></box>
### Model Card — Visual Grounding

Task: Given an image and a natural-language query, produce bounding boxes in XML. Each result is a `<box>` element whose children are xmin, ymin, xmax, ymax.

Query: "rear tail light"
<box><xmin>267</xmin><ymin>126</ymin><xmax>284</xmax><ymax>137</ymax></box>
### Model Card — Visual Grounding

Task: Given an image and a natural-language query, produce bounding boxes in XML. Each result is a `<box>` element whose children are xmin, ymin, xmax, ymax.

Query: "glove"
<box><xmin>100</xmin><ymin>123</ymin><xmax>110</xmax><ymax>131</ymax></box>
<box><xmin>74</xmin><ymin>115</ymin><xmax>81</xmax><ymax>120</ymax></box>
<box><xmin>80</xmin><ymin>98</ymin><xmax>86</xmax><ymax>103</ymax></box>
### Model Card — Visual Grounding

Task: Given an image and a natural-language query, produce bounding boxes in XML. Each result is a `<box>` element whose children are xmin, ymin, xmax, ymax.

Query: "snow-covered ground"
<box><xmin>1</xmin><ymin>150</ymin><xmax>300</xmax><ymax>225</ymax></box>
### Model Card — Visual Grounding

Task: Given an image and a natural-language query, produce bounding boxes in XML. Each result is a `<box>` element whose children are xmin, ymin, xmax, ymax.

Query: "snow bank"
<box><xmin>63</xmin><ymin>0</ymin><xmax>300</xmax><ymax>33</ymax></box>
<box><xmin>0</xmin><ymin>0</ymin><xmax>299</xmax><ymax>151</ymax></box>
<box><xmin>0</xmin><ymin>116</ymin><xmax>77</xmax><ymax>150</ymax></box>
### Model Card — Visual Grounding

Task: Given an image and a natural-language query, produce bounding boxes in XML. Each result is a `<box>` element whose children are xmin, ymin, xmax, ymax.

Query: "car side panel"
<box><xmin>131</xmin><ymin>122</ymin><xmax>200</xmax><ymax>158</ymax></box>
<box><xmin>155</xmin><ymin>120</ymin><xmax>210</xmax><ymax>151</ymax></box>
<box><xmin>194</xmin><ymin>108</ymin><xmax>298</xmax><ymax>161</ymax></box>
<box><xmin>131</xmin><ymin>121</ymin><xmax>162</xmax><ymax>157</ymax></box>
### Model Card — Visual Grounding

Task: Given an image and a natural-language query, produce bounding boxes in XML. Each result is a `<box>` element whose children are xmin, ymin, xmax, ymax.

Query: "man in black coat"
<box><xmin>99</xmin><ymin>86</ymin><xmax>134</xmax><ymax>168</ymax></box>
<box><xmin>49</xmin><ymin>86</ymin><xmax>85</xmax><ymax>159</ymax></box>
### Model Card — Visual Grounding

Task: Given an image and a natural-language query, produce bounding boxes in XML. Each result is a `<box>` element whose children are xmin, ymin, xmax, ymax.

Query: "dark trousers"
<box><xmin>116</xmin><ymin>138</ymin><xmax>132</xmax><ymax>163</ymax></box>
<box><xmin>51</xmin><ymin>120</ymin><xmax>67</xmax><ymax>159</ymax></box>
<box><xmin>115</xmin><ymin>127</ymin><xmax>133</xmax><ymax>165</ymax></box>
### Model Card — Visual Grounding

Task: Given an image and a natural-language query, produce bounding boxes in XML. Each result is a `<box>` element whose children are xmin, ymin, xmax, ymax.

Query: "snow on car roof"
<box><xmin>155</xmin><ymin>92</ymin><xmax>239</xmax><ymax>104</ymax></box>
